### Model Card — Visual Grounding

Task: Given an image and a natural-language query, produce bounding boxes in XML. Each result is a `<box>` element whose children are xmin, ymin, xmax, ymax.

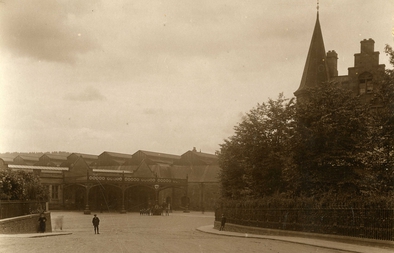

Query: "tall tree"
<box><xmin>360</xmin><ymin>45</ymin><xmax>394</xmax><ymax>197</ymax></box>
<box><xmin>218</xmin><ymin>94</ymin><xmax>295</xmax><ymax>199</ymax></box>
<box><xmin>292</xmin><ymin>83</ymin><xmax>376</xmax><ymax>198</ymax></box>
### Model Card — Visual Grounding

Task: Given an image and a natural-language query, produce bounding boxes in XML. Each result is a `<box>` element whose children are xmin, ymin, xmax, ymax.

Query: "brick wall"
<box><xmin>0</xmin><ymin>212</ymin><xmax>52</xmax><ymax>234</ymax></box>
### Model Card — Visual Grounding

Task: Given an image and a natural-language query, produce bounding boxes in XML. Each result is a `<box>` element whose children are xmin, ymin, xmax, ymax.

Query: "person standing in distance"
<box><xmin>92</xmin><ymin>214</ymin><xmax>100</xmax><ymax>234</ymax></box>
<box><xmin>38</xmin><ymin>213</ymin><xmax>47</xmax><ymax>233</ymax></box>
<box><xmin>219</xmin><ymin>214</ymin><xmax>226</xmax><ymax>231</ymax></box>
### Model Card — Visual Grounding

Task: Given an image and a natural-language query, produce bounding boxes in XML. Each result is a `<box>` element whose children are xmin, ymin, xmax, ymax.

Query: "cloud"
<box><xmin>0</xmin><ymin>0</ymin><xmax>98</xmax><ymax>63</ymax></box>
<box><xmin>1</xmin><ymin>0</ymin><xmax>392</xmax><ymax>155</ymax></box>
<box><xmin>64</xmin><ymin>86</ymin><xmax>106</xmax><ymax>101</ymax></box>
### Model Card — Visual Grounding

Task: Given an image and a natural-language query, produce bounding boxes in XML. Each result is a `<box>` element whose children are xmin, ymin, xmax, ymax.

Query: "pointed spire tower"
<box><xmin>294</xmin><ymin>4</ymin><xmax>330</xmax><ymax>99</ymax></box>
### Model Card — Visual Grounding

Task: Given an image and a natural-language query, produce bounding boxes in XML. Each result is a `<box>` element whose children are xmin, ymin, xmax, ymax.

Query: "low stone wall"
<box><xmin>0</xmin><ymin>212</ymin><xmax>52</xmax><ymax>234</ymax></box>
<box><xmin>0</xmin><ymin>200</ymin><xmax>46</xmax><ymax>219</ymax></box>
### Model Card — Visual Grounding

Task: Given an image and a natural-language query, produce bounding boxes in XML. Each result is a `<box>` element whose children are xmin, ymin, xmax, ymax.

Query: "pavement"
<box><xmin>0</xmin><ymin>212</ymin><xmax>393</xmax><ymax>253</ymax></box>
<box><xmin>0</xmin><ymin>231</ymin><xmax>72</xmax><ymax>238</ymax></box>
<box><xmin>196</xmin><ymin>225</ymin><xmax>394</xmax><ymax>253</ymax></box>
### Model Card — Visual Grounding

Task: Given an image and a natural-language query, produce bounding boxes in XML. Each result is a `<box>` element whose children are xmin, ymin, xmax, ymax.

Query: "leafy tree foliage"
<box><xmin>291</xmin><ymin>85</ymin><xmax>372</xmax><ymax>198</ymax></box>
<box><xmin>218</xmin><ymin>94</ymin><xmax>295</xmax><ymax>199</ymax></box>
<box><xmin>0</xmin><ymin>170</ymin><xmax>49</xmax><ymax>201</ymax></box>
<box><xmin>219</xmin><ymin>46</ymin><xmax>394</xmax><ymax>203</ymax></box>
<box><xmin>360</xmin><ymin>45</ymin><xmax>394</xmax><ymax>196</ymax></box>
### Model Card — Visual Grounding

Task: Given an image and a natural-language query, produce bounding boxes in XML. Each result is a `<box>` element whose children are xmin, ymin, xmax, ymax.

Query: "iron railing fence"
<box><xmin>216</xmin><ymin>207</ymin><xmax>394</xmax><ymax>241</ymax></box>
<box><xmin>0</xmin><ymin>200</ymin><xmax>46</xmax><ymax>219</ymax></box>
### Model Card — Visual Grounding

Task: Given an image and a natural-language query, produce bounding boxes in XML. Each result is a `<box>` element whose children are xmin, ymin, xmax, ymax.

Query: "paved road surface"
<box><xmin>0</xmin><ymin>211</ymin><xmax>357</xmax><ymax>253</ymax></box>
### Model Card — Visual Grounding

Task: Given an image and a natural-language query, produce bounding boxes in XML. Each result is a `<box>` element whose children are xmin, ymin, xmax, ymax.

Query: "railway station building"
<box><xmin>0</xmin><ymin>148</ymin><xmax>220</xmax><ymax>214</ymax></box>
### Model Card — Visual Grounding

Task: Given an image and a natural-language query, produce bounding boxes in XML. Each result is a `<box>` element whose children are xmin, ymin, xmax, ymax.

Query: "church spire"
<box><xmin>294</xmin><ymin>2</ymin><xmax>330</xmax><ymax>98</ymax></box>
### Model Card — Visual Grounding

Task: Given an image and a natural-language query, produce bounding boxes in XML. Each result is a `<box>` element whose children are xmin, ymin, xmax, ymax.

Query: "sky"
<box><xmin>0</xmin><ymin>0</ymin><xmax>393</xmax><ymax>156</ymax></box>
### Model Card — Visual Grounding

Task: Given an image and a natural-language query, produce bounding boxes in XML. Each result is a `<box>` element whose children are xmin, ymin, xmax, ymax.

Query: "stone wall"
<box><xmin>0</xmin><ymin>212</ymin><xmax>52</xmax><ymax>234</ymax></box>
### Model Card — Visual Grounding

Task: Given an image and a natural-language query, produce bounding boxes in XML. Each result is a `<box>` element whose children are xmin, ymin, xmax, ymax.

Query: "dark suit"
<box><xmin>92</xmin><ymin>216</ymin><xmax>100</xmax><ymax>234</ymax></box>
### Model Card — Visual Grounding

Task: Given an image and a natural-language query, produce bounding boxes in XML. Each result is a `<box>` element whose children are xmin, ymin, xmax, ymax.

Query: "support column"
<box><xmin>61</xmin><ymin>184</ymin><xmax>65</xmax><ymax>210</ymax></box>
<box><xmin>200</xmin><ymin>183</ymin><xmax>205</xmax><ymax>214</ymax></box>
<box><xmin>84</xmin><ymin>185</ymin><xmax>91</xmax><ymax>214</ymax></box>
<box><xmin>171</xmin><ymin>187</ymin><xmax>175</xmax><ymax>213</ymax></box>
<box><xmin>62</xmin><ymin>171</ymin><xmax>65</xmax><ymax>209</ymax></box>
<box><xmin>120</xmin><ymin>187</ymin><xmax>126</xmax><ymax>213</ymax></box>
<box><xmin>84</xmin><ymin>169</ymin><xmax>91</xmax><ymax>214</ymax></box>
<box><xmin>183</xmin><ymin>175</ymin><xmax>190</xmax><ymax>213</ymax></box>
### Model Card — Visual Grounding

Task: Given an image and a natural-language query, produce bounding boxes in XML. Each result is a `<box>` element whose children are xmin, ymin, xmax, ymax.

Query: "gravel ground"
<box><xmin>0</xmin><ymin>211</ymin><xmax>346</xmax><ymax>253</ymax></box>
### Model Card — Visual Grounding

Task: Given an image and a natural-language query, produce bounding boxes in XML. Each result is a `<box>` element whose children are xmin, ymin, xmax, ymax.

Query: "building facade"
<box><xmin>0</xmin><ymin>149</ymin><xmax>221</xmax><ymax>214</ymax></box>
<box><xmin>294</xmin><ymin>12</ymin><xmax>386</xmax><ymax>104</ymax></box>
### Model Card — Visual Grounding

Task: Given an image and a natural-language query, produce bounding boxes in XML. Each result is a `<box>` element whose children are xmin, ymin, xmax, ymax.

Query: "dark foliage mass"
<box><xmin>219</xmin><ymin>94</ymin><xmax>295</xmax><ymax>199</ymax></box>
<box><xmin>0</xmin><ymin>170</ymin><xmax>49</xmax><ymax>201</ymax></box>
<box><xmin>218</xmin><ymin>46</ymin><xmax>394</xmax><ymax>206</ymax></box>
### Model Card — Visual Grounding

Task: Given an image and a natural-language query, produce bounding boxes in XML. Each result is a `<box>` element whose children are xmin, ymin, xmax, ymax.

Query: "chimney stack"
<box><xmin>360</xmin><ymin>38</ymin><xmax>375</xmax><ymax>54</ymax></box>
<box><xmin>326</xmin><ymin>50</ymin><xmax>338</xmax><ymax>77</ymax></box>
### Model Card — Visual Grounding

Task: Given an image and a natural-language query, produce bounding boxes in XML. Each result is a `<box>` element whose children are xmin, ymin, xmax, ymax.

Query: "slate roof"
<box><xmin>0</xmin><ymin>157</ymin><xmax>14</xmax><ymax>163</ymax></box>
<box><xmin>180</xmin><ymin>150</ymin><xmax>218</xmax><ymax>165</ymax></box>
<box><xmin>42</xmin><ymin>153</ymin><xmax>69</xmax><ymax>161</ymax></box>
<box><xmin>295</xmin><ymin>12</ymin><xmax>330</xmax><ymax>96</ymax></box>
<box><xmin>100</xmin><ymin>151</ymin><xmax>133</xmax><ymax>159</ymax></box>
<box><xmin>138</xmin><ymin>150</ymin><xmax>181</xmax><ymax>160</ymax></box>
<box><xmin>69</xmin><ymin>153</ymin><xmax>99</xmax><ymax>160</ymax></box>
<box><xmin>15</xmin><ymin>155</ymin><xmax>40</xmax><ymax>162</ymax></box>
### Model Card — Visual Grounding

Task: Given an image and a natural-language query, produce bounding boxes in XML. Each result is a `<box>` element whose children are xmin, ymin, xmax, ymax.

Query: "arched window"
<box><xmin>359</xmin><ymin>72</ymin><xmax>373</xmax><ymax>94</ymax></box>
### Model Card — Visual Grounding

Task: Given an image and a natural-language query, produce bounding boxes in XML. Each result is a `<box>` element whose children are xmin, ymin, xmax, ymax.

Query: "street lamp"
<box><xmin>152</xmin><ymin>184</ymin><xmax>162</xmax><ymax>215</ymax></box>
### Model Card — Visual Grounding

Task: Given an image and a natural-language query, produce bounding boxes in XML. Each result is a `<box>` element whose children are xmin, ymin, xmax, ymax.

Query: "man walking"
<box><xmin>92</xmin><ymin>214</ymin><xmax>100</xmax><ymax>234</ymax></box>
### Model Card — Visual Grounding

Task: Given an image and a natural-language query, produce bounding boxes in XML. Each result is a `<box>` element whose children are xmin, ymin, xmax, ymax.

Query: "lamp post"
<box><xmin>154</xmin><ymin>184</ymin><xmax>159</xmax><ymax>204</ymax></box>
<box><xmin>152</xmin><ymin>184</ymin><xmax>161</xmax><ymax>215</ymax></box>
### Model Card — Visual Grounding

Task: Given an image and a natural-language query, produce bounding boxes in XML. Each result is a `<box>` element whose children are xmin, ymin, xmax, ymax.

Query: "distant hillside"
<box><xmin>0</xmin><ymin>151</ymin><xmax>71</xmax><ymax>159</ymax></box>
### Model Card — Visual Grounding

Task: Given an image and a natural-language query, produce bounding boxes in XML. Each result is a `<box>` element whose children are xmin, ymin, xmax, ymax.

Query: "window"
<box><xmin>51</xmin><ymin>185</ymin><xmax>59</xmax><ymax>200</ymax></box>
<box><xmin>359</xmin><ymin>72</ymin><xmax>373</xmax><ymax>94</ymax></box>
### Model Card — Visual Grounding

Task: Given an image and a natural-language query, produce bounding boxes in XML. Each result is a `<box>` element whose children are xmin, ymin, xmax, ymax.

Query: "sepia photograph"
<box><xmin>0</xmin><ymin>0</ymin><xmax>393</xmax><ymax>252</ymax></box>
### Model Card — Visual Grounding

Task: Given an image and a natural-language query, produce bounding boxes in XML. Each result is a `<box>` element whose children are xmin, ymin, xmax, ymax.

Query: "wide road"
<box><xmin>0</xmin><ymin>211</ymin><xmax>346</xmax><ymax>253</ymax></box>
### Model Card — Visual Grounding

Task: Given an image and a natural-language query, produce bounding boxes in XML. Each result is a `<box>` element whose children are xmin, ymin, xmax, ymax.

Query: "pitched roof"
<box><xmin>69</xmin><ymin>153</ymin><xmax>99</xmax><ymax>160</ymax></box>
<box><xmin>0</xmin><ymin>154</ymin><xmax>18</xmax><ymax>159</ymax></box>
<box><xmin>0</xmin><ymin>157</ymin><xmax>14</xmax><ymax>163</ymax></box>
<box><xmin>149</xmin><ymin>164</ymin><xmax>172</xmax><ymax>178</ymax></box>
<box><xmin>132</xmin><ymin>161</ymin><xmax>156</xmax><ymax>177</ymax></box>
<box><xmin>295</xmin><ymin>12</ymin><xmax>330</xmax><ymax>96</ymax></box>
<box><xmin>13</xmin><ymin>155</ymin><xmax>40</xmax><ymax>165</ymax></box>
<box><xmin>100</xmin><ymin>151</ymin><xmax>133</xmax><ymax>159</ymax></box>
<box><xmin>179</xmin><ymin>150</ymin><xmax>218</xmax><ymax>165</ymax></box>
<box><xmin>138</xmin><ymin>150</ymin><xmax>181</xmax><ymax>160</ymax></box>
<box><xmin>15</xmin><ymin>155</ymin><xmax>40</xmax><ymax>162</ymax></box>
<box><xmin>42</xmin><ymin>153</ymin><xmax>69</xmax><ymax>161</ymax></box>
<box><xmin>188</xmin><ymin>151</ymin><xmax>217</xmax><ymax>159</ymax></box>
